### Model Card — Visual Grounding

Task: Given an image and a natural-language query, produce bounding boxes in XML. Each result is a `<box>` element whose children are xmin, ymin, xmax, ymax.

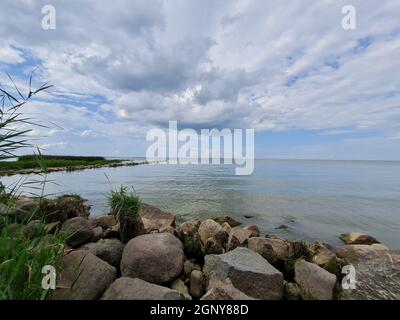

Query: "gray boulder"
<box><xmin>101</xmin><ymin>277</ymin><xmax>186</xmax><ymax>300</ymax></box>
<box><xmin>336</xmin><ymin>244</ymin><xmax>389</xmax><ymax>264</ymax></box>
<box><xmin>339</xmin><ymin>250</ymin><xmax>400</xmax><ymax>300</ymax></box>
<box><xmin>203</xmin><ymin>247</ymin><xmax>283</xmax><ymax>299</ymax></box>
<box><xmin>121</xmin><ymin>233</ymin><xmax>184</xmax><ymax>284</ymax></box>
<box><xmin>61</xmin><ymin>217</ymin><xmax>94</xmax><ymax>248</ymax></box>
<box><xmin>81</xmin><ymin>238</ymin><xmax>125</xmax><ymax>268</ymax></box>
<box><xmin>54</xmin><ymin>250</ymin><xmax>117</xmax><ymax>300</ymax></box>
<box><xmin>294</xmin><ymin>259</ymin><xmax>337</xmax><ymax>300</ymax></box>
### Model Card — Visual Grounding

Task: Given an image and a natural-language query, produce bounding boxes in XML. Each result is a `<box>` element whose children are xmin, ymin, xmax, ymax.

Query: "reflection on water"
<box><xmin>2</xmin><ymin>159</ymin><xmax>400</xmax><ymax>248</ymax></box>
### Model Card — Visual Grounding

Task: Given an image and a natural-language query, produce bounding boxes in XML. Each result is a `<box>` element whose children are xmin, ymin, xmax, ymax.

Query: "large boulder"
<box><xmin>61</xmin><ymin>217</ymin><xmax>94</xmax><ymax>248</ymax></box>
<box><xmin>81</xmin><ymin>238</ymin><xmax>125</xmax><ymax>268</ymax></box>
<box><xmin>139</xmin><ymin>203</ymin><xmax>175</xmax><ymax>233</ymax></box>
<box><xmin>339</xmin><ymin>232</ymin><xmax>380</xmax><ymax>245</ymax></box>
<box><xmin>294</xmin><ymin>259</ymin><xmax>337</xmax><ymax>300</ymax></box>
<box><xmin>203</xmin><ymin>247</ymin><xmax>283</xmax><ymax>300</ymax></box>
<box><xmin>336</xmin><ymin>244</ymin><xmax>389</xmax><ymax>264</ymax></box>
<box><xmin>101</xmin><ymin>277</ymin><xmax>186</xmax><ymax>300</ymax></box>
<box><xmin>54</xmin><ymin>250</ymin><xmax>117</xmax><ymax>300</ymax></box>
<box><xmin>201</xmin><ymin>279</ymin><xmax>256</xmax><ymax>300</ymax></box>
<box><xmin>339</xmin><ymin>250</ymin><xmax>400</xmax><ymax>300</ymax></box>
<box><xmin>248</xmin><ymin>237</ymin><xmax>289</xmax><ymax>266</ymax></box>
<box><xmin>121</xmin><ymin>233</ymin><xmax>184</xmax><ymax>284</ymax></box>
<box><xmin>176</xmin><ymin>219</ymin><xmax>204</xmax><ymax>261</ymax></box>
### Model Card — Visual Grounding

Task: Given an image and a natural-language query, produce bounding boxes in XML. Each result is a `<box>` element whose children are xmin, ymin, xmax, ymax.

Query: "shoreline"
<box><xmin>0</xmin><ymin>160</ymin><xmax>149</xmax><ymax>177</ymax></box>
<box><xmin>1</xmin><ymin>194</ymin><xmax>398</xmax><ymax>300</ymax></box>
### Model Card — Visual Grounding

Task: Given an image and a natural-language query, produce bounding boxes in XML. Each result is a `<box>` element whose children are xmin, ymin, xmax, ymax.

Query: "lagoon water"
<box><xmin>2</xmin><ymin>159</ymin><xmax>400</xmax><ymax>248</ymax></box>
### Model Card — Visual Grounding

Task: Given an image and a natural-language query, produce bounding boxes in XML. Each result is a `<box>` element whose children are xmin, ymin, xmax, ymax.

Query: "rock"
<box><xmin>170</xmin><ymin>278</ymin><xmax>191</xmax><ymax>300</ymax></box>
<box><xmin>213</xmin><ymin>216</ymin><xmax>241</xmax><ymax>227</ymax></box>
<box><xmin>177</xmin><ymin>218</ymin><xmax>201</xmax><ymax>238</ymax></box>
<box><xmin>5</xmin><ymin>223</ymin><xmax>25</xmax><ymax>237</ymax></box>
<box><xmin>284</xmin><ymin>240</ymin><xmax>314</xmax><ymax>279</ymax></box>
<box><xmin>103</xmin><ymin>223</ymin><xmax>120</xmax><ymax>239</ymax></box>
<box><xmin>284</xmin><ymin>281</ymin><xmax>301</xmax><ymax>300</ymax></box>
<box><xmin>203</xmin><ymin>247</ymin><xmax>283</xmax><ymax>300</ymax></box>
<box><xmin>226</xmin><ymin>227</ymin><xmax>253</xmax><ymax>251</ymax></box>
<box><xmin>248</xmin><ymin>237</ymin><xmax>289</xmax><ymax>266</ymax></box>
<box><xmin>61</xmin><ymin>217</ymin><xmax>94</xmax><ymax>248</ymax></box>
<box><xmin>55</xmin><ymin>196</ymin><xmax>90</xmax><ymax>223</ymax></box>
<box><xmin>44</xmin><ymin>221</ymin><xmax>60</xmax><ymax>234</ymax></box>
<box><xmin>204</xmin><ymin>237</ymin><xmax>225</xmax><ymax>255</ymax></box>
<box><xmin>82</xmin><ymin>238</ymin><xmax>125</xmax><ymax>268</ymax></box>
<box><xmin>176</xmin><ymin>219</ymin><xmax>204</xmax><ymax>261</ymax></box>
<box><xmin>139</xmin><ymin>203</ymin><xmax>175</xmax><ymax>233</ymax></box>
<box><xmin>336</xmin><ymin>244</ymin><xmax>389</xmax><ymax>264</ymax></box>
<box><xmin>91</xmin><ymin>227</ymin><xmax>104</xmax><ymax>242</ymax></box>
<box><xmin>119</xmin><ymin>214</ymin><xmax>146</xmax><ymax>244</ymax></box>
<box><xmin>4</xmin><ymin>196</ymin><xmax>45</xmax><ymax>222</ymax></box>
<box><xmin>276</xmin><ymin>224</ymin><xmax>289</xmax><ymax>230</ymax></box>
<box><xmin>54</xmin><ymin>250</ymin><xmax>117</xmax><ymax>300</ymax></box>
<box><xmin>221</xmin><ymin>222</ymin><xmax>231</xmax><ymax>235</ymax></box>
<box><xmin>310</xmin><ymin>242</ymin><xmax>337</xmax><ymax>274</ymax></box>
<box><xmin>23</xmin><ymin>220</ymin><xmax>42</xmax><ymax>238</ymax></box>
<box><xmin>90</xmin><ymin>215</ymin><xmax>116</xmax><ymax>230</ymax></box>
<box><xmin>183</xmin><ymin>260</ymin><xmax>201</xmax><ymax>276</ymax></box>
<box><xmin>243</xmin><ymin>224</ymin><xmax>260</xmax><ymax>238</ymax></box>
<box><xmin>294</xmin><ymin>259</ymin><xmax>337</xmax><ymax>300</ymax></box>
<box><xmin>121</xmin><ymin>233</ymin><xmax>184</xmax><ymax>284</ymax></box>
<box><xmin>190</xmin><ymin>270</ymin><xmax>205</xmax><ymax>298</ymax></box>
<box><xmin>198</xmin><ymin>219</ymin><xmax>223</xmax><ymax>244</ymax></box>
<box><xmin>339</xmin><ymin>232</ymin><xmax>380</xmax><ymax>245</ymax></box>
<box><xmin>101</xmin><ymin>277</ymin><xmax>186</xmax><ymax>300</ymax></box>
<box><xmin>201</xmin><ymin>279</ymin><xmax>256</xmax><ymax>300</ymax></box>
<box><xmin>339</xmin><ymin>250</ymin><xmax>400</xmax><ymax>300</ymax></box>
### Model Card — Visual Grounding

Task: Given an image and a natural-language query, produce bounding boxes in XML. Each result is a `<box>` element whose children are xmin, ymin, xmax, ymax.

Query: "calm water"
<box><xmin>2</xmin><ymin>159</ymin><xmax>400</xmax><ymax>248</ymax></box>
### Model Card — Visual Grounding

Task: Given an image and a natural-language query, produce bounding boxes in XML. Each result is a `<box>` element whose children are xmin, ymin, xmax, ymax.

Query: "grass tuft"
<box><xmin>107</xmin><ymin>185</ymin><xmax>140</xmax><ymax>222</ymax></box>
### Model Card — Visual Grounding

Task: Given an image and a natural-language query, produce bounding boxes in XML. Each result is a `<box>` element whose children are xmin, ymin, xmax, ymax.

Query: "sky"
<box><xmin>0</xmin><ymin>0</ymin><xmax>399</xmax><ymax>160</ymax></box>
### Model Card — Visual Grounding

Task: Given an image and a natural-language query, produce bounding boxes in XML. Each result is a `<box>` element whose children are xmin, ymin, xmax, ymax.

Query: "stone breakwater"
<box><xmin>3</xmin><ymin>196</ymin><xmax>400</xmax><ymax>300</ymax></box>
<box><xmin>0</xmin><ymin>160</ymin><xmax>148</xmax><ymax>176</ymax></box>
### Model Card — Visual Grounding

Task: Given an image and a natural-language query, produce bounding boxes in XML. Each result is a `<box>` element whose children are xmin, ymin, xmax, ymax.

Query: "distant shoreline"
<box><xmin>0</xmin><ymin>159</ymin><xmax>148</xmax><ymax>177</ymax></box>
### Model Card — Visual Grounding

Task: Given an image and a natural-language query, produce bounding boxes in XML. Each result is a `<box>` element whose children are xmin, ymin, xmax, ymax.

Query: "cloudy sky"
<box><xmin>0</xmin><ymin>0</ymin><xmax>399</xmax><ymax>160</ymax></box>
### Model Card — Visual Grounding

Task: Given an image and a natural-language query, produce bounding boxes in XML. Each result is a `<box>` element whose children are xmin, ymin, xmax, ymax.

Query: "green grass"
<box><xmin>0</xmin><ymin>218</ymin><xmax>66</xmax><ymax>300</ymax></box>
<box><xmin>0</xmin><ymin>159</ymin><xmax>124</xmax><ymax>172</ymax></box>
<box><xmin>18</xmin><ymin>155</ymin><xmax>106</xmax><ymax>161</ymax></box>
<box><xmin>108</xmin><ymin>186</ymin><xmax>141</xmax><ymax>221</ymax></box>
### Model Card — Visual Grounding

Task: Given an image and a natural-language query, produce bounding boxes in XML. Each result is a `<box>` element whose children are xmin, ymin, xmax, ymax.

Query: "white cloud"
<box><xmin>0</xmin><ymin>0</ymin><xmax>399</xmax><ymax>158</ymax></box>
